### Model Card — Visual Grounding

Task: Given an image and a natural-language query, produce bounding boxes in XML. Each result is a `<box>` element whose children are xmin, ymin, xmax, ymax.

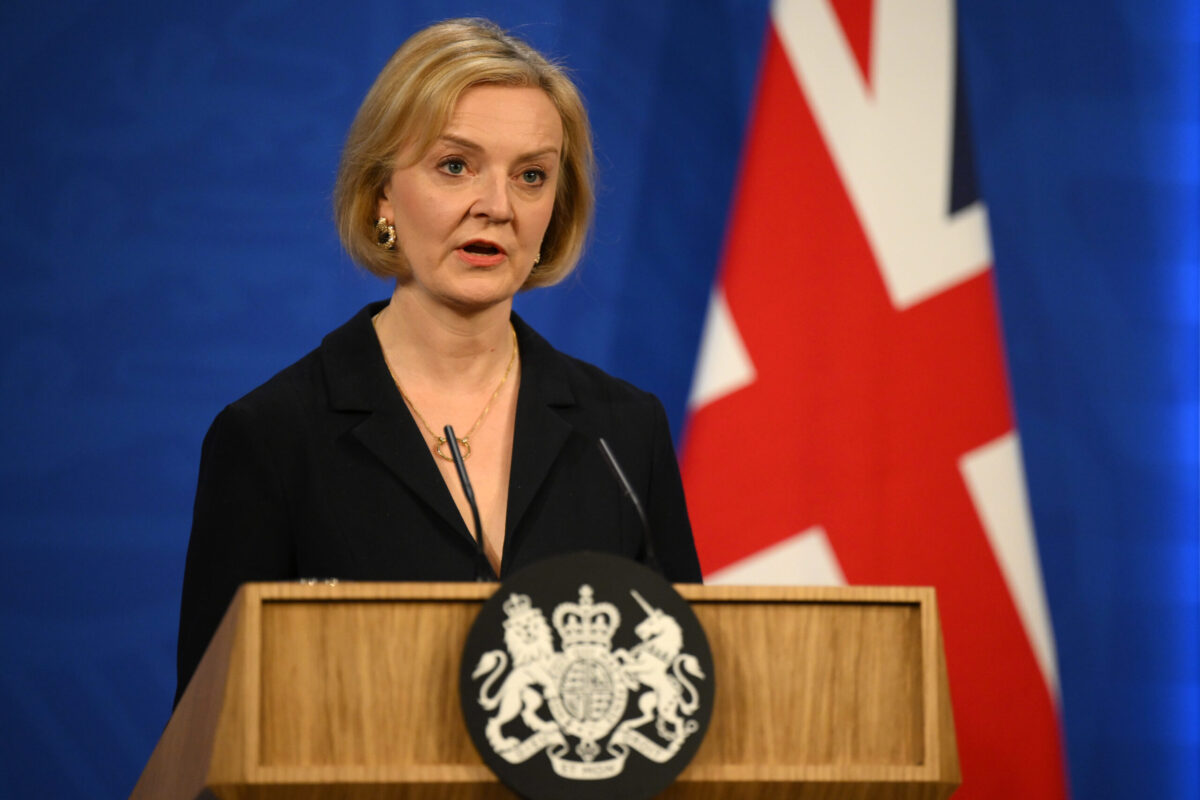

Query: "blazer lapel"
<box><xmin>505</xmin><ymin>315</ymin><xmax>577</xmax><ymax>551</ymax></box>
<box><xmin>322</xmin><ymin>302</ymin><xmax>474</xmax><ymax>544</ymax></box>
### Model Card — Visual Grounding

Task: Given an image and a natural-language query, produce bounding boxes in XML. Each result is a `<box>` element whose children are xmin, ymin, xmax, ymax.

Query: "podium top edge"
<box><xmin>239</xmin><ymin>582</ymin><xmax>935</xmax><ymax>605</ymax></box>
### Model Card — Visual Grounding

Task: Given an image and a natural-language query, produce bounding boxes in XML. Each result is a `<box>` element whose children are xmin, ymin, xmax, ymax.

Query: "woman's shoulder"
<box><xmin>201</xmin><ymin>349</ymin><xmax>324</xmax><ymax>461</ymax></box>
<box><xmin>514</xmin><ymin>315</ymin><xmax>664</xmax><ymax>411</ymax></box>
<box><xmin>213</xmin><ymin>302</ymin><xmax>384</xmax><ymax>430</ymax></box>
<box><xmin>512</xmin><ymin>314</ymin><xmax>673</xmax><ymax>453</ymax></box>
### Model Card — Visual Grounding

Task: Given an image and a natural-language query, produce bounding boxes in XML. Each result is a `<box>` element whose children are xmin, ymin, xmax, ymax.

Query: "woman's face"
<box><xmin>379</xmin><ymin>84</ymin><xmax>563</xmax><ymax>312</ymax></box>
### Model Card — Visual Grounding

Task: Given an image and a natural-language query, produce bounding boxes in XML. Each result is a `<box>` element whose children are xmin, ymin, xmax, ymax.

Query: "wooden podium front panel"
<box><xmin>693</xmin><ymin>600</ymin><xmax>923</xmax><ymax>767</ymax></box>
<box><xmin>259</xmin><ymin>597</ymin><xmax>482</xmax><ymax>768</ymax></box>
<box><xmin>670</xmin><ymin>585</ymin><xmax>957</xmax><ymax>799</ymax></box>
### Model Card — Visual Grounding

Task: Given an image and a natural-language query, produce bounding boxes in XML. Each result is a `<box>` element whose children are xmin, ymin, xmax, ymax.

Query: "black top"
<box><xmin>176</xmin><ymin>302</ymin><xmax>701</xmax><ymax>704</ymax></box>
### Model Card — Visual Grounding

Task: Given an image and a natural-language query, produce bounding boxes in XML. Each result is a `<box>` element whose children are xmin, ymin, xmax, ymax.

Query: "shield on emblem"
<box><xmin>561</xmin><ymin>658</ymin><xmax>617</xmax><ymax>721</ymax></box>
<box><xmin>550</xmin><ymin>650</ymin><xmax>628</xmax><ymax>745</ymax></box>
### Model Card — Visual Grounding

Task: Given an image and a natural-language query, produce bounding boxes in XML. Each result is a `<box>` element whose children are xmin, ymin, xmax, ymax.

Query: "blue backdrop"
<box><xmin>1</xmin><ymin>1</ymin><xmax>1195</xmax><ymax>797</ymax></box>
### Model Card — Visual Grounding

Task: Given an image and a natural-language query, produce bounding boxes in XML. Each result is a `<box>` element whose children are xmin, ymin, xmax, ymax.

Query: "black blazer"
<box><xmin>176</xmin><ymin>301</ymin><xmax>701</xmax><ymax>703</ymax></box>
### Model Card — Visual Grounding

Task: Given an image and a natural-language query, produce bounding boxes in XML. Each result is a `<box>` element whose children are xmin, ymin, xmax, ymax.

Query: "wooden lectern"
<box><xmin>132</xmin><ymin>583</ymin><xmax>959</xmax><ymax>799</ymax></box>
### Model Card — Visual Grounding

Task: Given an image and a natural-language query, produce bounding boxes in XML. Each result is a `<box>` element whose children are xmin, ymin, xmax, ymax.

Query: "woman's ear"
<box><xmin>377</xmin><ymin>181</ymin><xmax>393</xmax><ymax>222</ymax></box>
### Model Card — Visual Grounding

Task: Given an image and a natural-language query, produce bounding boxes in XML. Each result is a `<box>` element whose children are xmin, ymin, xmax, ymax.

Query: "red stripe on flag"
<box><xmin>831</xmin><ymin>0</ymin><xmax>875</xmax><ymax>82</ymax></box>
<box><xmin>682</xmin><ymin>26</ymin><xmax>1069</xmax><ymax>799</ymax></box>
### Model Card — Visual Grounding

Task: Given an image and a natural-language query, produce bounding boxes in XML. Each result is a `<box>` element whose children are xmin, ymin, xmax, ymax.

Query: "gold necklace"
<box><xmin>374</xmin><ymin>314</ymin><xmax>518</xmax><ymax>461</ymax></box>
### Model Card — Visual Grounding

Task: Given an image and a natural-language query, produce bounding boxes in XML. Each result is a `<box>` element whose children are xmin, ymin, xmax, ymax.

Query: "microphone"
<box><xmin>444</xmin><ymin>425</ymin><xmax>490</xmax><ymax>581</ymax></box>
<box><xmin>597</xmin><ymin>437</ymin><xmax>662</xmax><ymax>574</ymax></box>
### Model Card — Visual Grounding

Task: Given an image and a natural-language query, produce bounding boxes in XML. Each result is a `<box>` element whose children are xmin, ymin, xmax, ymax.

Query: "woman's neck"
<box><xmin>375</xmin><ymin>285</ymin><xmax>515</xmax><ymax>390</ymax></box>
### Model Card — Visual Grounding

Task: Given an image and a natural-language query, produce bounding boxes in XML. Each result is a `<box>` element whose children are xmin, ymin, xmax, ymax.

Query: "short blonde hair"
<box><xmin>334</xmin><ymin>18</ymin><xmax>594</xmax><ymax>288</ymax></box>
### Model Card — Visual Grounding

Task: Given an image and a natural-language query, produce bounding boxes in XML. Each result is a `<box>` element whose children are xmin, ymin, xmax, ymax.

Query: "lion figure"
<box><xmin>472</xmin><ymin>598</ymin><xmax>559</xmax><ymax>752</ymax></box>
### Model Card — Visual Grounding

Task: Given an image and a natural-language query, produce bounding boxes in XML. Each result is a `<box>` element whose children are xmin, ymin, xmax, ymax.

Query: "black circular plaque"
<box><xmin>459</xmin><ymin>552</ymin><xmax>715</xmax><ymax>800</ymax></box>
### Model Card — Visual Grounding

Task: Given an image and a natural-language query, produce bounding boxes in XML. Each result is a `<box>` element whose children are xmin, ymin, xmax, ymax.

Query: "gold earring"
<box><xmin>533</xmin><ymin>251</ymin><xmax>541</xmax><ymax>266</ymax></box>
<box><xmin>375</xmin><ymin>217</ymin><xmax>396</xmax><ymax>250</ymax></box>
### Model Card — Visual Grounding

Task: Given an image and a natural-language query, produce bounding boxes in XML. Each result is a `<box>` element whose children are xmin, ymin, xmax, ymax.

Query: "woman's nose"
<box><xmin>471</xmin><ymin>173</ymin><xmax>513</xmax><ymax>222</ymax></box>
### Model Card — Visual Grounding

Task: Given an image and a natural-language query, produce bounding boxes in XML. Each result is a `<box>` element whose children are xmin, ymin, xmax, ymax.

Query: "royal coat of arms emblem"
<box><xmin>459</xmin><ymin>552</ymin><xmax>714</xmax><ymax>799</ymax></box>
<box><xmin>470</xmin><ymin>583</ymin><xmax>707</xmax><ymax>780</ymax></box>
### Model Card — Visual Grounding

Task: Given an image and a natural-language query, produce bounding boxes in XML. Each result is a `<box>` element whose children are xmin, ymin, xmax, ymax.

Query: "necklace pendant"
<box><xmin>435</xmin><ymin>435</ymin><xmax>471</xmax><ymax>462</ymax></box>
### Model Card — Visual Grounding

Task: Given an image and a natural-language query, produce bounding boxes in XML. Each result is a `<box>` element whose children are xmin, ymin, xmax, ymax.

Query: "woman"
<box><xmin>176</xmin><ymin>19</ymin><xmax>701</xmax><ymax>705</ymax></box>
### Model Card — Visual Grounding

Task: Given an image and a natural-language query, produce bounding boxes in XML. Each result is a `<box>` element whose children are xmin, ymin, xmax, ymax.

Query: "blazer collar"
<box><xmin>321</xmin><ymin>300</ymin><xmax>394</xmax><ymax>412</ymax></box>
<box><xmin>319</xmin><ymin>302</ymin><xmax>578</xmax><ymax>575</ymax></box>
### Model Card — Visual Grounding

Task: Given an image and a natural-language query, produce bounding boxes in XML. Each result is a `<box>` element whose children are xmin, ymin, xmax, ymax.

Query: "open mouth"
<box><xmin>462</xmin><ymin>241</ymin><xmax>503</xmax><ymax>256</ymax></box>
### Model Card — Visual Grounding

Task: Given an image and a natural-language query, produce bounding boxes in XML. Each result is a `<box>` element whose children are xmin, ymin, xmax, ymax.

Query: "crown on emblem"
<box><xmin>552</xmin><ymin>584</ymin><xmax>621</xmax><ymax>651</ymax></box>
<box><xmin>501</xmin><ymin>592</ymin><xmax>544</xmax><ymax>630</ymax></box>
<box><xmin>503</xmin><ymin>593</ymin><xmax>532</xmax><ymax>618</ymax></box>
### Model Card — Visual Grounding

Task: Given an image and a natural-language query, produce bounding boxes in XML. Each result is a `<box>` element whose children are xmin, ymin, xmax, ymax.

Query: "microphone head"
<box><xmin>443</xmin><ymin>425</ymin><xmax>475</xmax><ymax>502</ymax></box>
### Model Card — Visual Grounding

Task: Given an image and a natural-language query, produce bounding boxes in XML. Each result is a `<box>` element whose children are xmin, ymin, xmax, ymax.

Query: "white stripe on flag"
<box><xmin>706</xmin><ymin>527</ymin><xmax>847</xmax><ymax>586</ymax></box>
<box><xmin>689</xmin><ymin>287</ymin><xmax>757</xmax><ymax>409</ymax></box>
<box><xmin>960</xmin><ymin>432</ymin><xmax>1061</xmax><ymax>697</ymax></box>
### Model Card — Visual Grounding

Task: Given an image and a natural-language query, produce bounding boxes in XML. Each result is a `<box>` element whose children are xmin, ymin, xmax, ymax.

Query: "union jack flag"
<box><xmin>682</xmin><ymin>1</ymin><xmax>1070</xmax><ymax>796</ymax></box>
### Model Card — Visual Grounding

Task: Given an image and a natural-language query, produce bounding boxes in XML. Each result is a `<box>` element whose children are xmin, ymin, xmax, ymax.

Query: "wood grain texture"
<box><xmin>259</xmin><ymin>600</ymin><xmax>483</xmax><ymax>766</ymax></box>
<box><xmin>685</xmin><ymin>601</ymin><xmax>922</xmax><ymax>766</ymax></box>
<box><xmin>132</xmin><ymin>583</ymin><xmax>960</xmax><ymax>799</ymax></box>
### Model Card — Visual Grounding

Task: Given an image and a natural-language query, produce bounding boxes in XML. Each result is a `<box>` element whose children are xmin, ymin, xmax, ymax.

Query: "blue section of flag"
<box><xmin>0</xmin><ymin>1</ymin><xmax>1193</xmax><ymax>796</ymax></box>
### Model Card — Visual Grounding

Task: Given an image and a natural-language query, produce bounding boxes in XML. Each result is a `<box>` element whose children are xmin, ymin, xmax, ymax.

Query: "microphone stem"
<box><xmin>444</xmin><ymin>425</ymin><xmax>490</xmax><ymax>581</ymax></box>
<box><xmin>597</xmin><ymin>438</ymin><xmax>661</xmax><ymax>574</ymax></box>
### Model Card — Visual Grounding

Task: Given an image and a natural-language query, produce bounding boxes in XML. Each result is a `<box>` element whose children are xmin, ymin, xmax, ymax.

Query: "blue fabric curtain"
<box><xmin>960</xmin><ymin>3</ymin><xmax>1198</xmax><ymax>796</ymax></box>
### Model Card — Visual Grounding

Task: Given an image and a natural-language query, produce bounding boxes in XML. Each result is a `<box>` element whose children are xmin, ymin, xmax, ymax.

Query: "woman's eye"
<box><xmin>440</xmin><ymin>159</ymin><xmax>466</xmax><ymax>175</ymax></box>
<box><xmin>521</xmin><ymin>169</ymin><xmax>546</xmax><ymax>185</ymax></box>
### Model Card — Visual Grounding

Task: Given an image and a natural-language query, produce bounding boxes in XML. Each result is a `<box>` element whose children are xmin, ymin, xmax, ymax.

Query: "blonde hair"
<box><xmin>334</xmin><ymin>18</ymin><xmax>594</xmax><ymax>287</ymax></box>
